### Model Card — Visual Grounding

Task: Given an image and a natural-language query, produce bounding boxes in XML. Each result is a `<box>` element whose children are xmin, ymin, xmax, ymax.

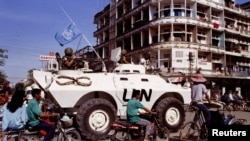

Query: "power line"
<box><xmin>0</xmin><ymin>43</ymin><xmax>58</xmax><ymax>56</ymax></box>
<box><xmin>0</xmin><ymin>42</ymin><xmax>54</xmax><ymax>52</ymax></box>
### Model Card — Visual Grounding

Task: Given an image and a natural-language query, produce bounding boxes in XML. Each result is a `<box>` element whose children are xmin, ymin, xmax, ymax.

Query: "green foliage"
<box><xmin>0</xmin><ymin>48</ymin><xmax>8</xmax><ymax>84</ymax></box>
<box><xmin>0</xmin><ymin>71</ymin><xmax>6</xmax><ymax>85</ymax></box>
<box><xmin>0</xmin><ymin>49</ymin><xmax>8</xmax><ymax>66</ymax></box>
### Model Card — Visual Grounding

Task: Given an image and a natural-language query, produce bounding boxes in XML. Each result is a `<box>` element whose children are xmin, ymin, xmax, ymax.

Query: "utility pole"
<box><xmin>188</xmin><ymin>52</ymin><xmax>194</xmax><ymax>82</ymax></box>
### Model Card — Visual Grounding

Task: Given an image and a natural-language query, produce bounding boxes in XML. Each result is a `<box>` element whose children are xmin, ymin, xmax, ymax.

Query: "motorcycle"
<box><xmin>108</xmin><ymin>113</ymin><xmax>169</xmax><ymax>141</ymax></box>
<box><xmin>1</xmin><ymin>101</ymin><xmax>81</xmax><ymax>141</ymax></box>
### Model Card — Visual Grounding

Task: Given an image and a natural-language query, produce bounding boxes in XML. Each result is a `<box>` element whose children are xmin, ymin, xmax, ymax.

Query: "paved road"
<box><xmin>100</xmin><ymin>110</ymin><xmax>250</xmax><ymax>141</ymax></box>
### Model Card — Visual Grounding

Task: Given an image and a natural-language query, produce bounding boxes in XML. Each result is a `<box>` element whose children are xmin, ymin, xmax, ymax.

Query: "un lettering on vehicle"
<box><xmin>122</xmin><ymin>88</ymin><xmax>152</xmax><ymax>102</ymax></box>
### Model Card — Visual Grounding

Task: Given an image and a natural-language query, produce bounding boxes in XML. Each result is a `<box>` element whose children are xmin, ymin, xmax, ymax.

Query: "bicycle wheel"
<box><xmin>242</xmin><ymin>102</ymin><xmax>248</xmax><ymax>111</ymax></box>
<box><xmin>115</xmin><ymin>130</ymin><xmax>132</xmax><ymax>141</ymax></box>
<box><xmin>229</xmin><ymin>119</ymin><xmax>246</xmax><ymax>125</ymax></box>
<box><xmin>18</xmin><ymin>136</ymin><xmax>41</xmax><ymax>141</ymax></box>
<box><xmin>157</xmin><ymin>126</ymin><xmax>169</xmax><ymax>141</ymax></box>
<box><xmin>57</xmin><ymin>129</ymin><xmax>81</xmax><ymax>141</ymax></box>
<box><xmin>3</xmin><ymin>132</ymin><xmax>22</xmax><ymax>141</ymax></box>
<box><xmin>179</xmin><ymin>121</ymin><xmax>200</xmax><ymax>141</ymax></box>
<box><xmin>19</xmin><ymin>135</ymin><xmax>42</xmax><ymax>141</ymax></box>
<box><xmin>1</xmin><ymin>135</ymin><xmax>19</xmax><ymax>141</ymax></box>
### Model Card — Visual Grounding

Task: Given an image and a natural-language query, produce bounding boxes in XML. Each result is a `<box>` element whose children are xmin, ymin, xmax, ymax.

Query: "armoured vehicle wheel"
<box><xmin>76</xmin><ymin>99</ymin><xmax>117</xmax><ymax>140</ymax></box>
<box><xmin>156</xmin><ymin>97</ymin><xmax>185</xmax><ymax>132</ymax></box>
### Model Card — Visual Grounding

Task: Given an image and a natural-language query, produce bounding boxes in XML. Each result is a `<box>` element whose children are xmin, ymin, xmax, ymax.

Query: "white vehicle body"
<box><xmin>33</xmin><ymin>64</ymin><xmax>191</xmax><ymax>111</ymax></box>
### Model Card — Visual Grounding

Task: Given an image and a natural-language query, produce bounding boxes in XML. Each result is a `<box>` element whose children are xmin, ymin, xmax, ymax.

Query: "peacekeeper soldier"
<box><xmin>61</xmin><ymin>47</ymin><xmax>77</xmax><ymax>70</ymax></box>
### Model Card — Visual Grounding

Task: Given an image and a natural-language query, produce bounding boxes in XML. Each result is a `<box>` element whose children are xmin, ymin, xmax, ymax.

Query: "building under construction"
<box><xmin>91</xmin><ymin>0</ymin><xmax>250</xmax><ymax>97</ymax></box>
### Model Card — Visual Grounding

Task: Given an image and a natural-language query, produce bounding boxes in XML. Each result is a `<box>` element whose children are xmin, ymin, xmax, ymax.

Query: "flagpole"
<box><xmin>58</xmin><ymin>3</ymin><xmax>75</xmax><ymax>24</ymax></box>
<box><xmin>81</xmin><ymin>34</ymin><xmax>107</xmax><ymax>72</ymax></box>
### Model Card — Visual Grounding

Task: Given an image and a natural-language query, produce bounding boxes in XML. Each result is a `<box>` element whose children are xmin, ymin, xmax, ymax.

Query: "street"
<box><xmin>100</xmin><ymin>110</ymin><xmax>250</xmax><ymax>141</ymax></box>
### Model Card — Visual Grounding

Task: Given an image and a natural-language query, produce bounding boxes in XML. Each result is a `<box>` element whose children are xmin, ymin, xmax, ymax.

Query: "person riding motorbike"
<box><xmin>26</xmin><ymin>88</ymin><xmax>56</xmax><ymax>141</ymax></box>
<box><xmin>127</xmin><ymin>89</ymin><xmax>157</xmax><ymax>141</ymax></box>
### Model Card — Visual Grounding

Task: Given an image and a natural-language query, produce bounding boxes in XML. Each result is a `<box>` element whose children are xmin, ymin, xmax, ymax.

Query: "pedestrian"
<box><xmin>61</xmin><ymin>47</ymin><xmax>77</xmax><ymax>70</ymax></box>
<box><xmin>1</xmin><ymin>80</ymin><xmax>12</xmax><ymax>96</ymax></box>
<box><xmin>26</xmin><ymin>88</ymin><xmax>56</xmax><ymax>141</ymax></box>
<box><xmin>227</xmin><ymin>90</ymin><xmax>240</xmax><ymax>107</ymax></box>
<box><xmin>127</xmin><ymin>89</ymin><xmax>156</xmax><ymax>141</ymax></box>
<box><xmin>190</xmin><ymin>74</ymin><xmax>211</xmax><ymax>127</ymax></box>
<box><xmin>231</xmin><ymin>90</ymin><xmax>242</xmax><ymax>109</ymax></box>
<box><xmin>221</xmin><ymin>91</ymin><xmax>229</xmax><ymax>104</ymax></box>
<box><xmin>234</xmin><ymin>90</ymin><xmax>243</xmax><ymax>101</ymax></box>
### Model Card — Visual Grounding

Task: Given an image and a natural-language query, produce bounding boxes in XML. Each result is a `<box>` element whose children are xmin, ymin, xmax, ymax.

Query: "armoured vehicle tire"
<box><xmin>156</xmin><ymin>97</ymin><xmax>185</xmax><ymax>132</ymax></box>
<box><xmin>76</xmin><ymin>99</ymin><xmax>117</xmax><ymax>140</ymax></box>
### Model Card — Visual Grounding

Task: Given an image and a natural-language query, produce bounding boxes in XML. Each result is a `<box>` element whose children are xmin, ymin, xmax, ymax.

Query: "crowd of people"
<box><xmin>0</xmin><ymin>81</ymin><xmax>12</xmax><ymax>105</ymax></box>
<box><xmin>0</xmin><ymin>81</ymin><xmax>56</xmax><ymax>141</ymax></box>
<box><xmin>221</xmin><ymin>89</ymin><xmax>244</xmax><ymax>110</ymax></box>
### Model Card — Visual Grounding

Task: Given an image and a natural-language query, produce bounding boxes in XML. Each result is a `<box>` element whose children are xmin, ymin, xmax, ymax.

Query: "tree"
<box><xmin>0</xmin><ymin>49</ymin><xmax>8</xmax><ymax>66</ymax></box>
<box><xmin>0</xmin><ymin>48</ymin><xmax>8</xmax><ymax>85</ymax></box>
<box><xmin>0</xmin><ymin>71</ymin><xmax>6</xmax><ymax>86</ymax></box>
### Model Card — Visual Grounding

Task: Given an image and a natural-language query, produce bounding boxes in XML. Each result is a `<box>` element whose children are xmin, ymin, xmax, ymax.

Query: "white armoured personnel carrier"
<box><xmin>29</xmin><ymin>48</ymin><xmax>191</xmax><ymax>140</ymax></box>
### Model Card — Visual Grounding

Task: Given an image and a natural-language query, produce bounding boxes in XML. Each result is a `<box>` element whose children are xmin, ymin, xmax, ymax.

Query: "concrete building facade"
<box><xmin>92</xmin><ymin>0</ymin><xmax>250</xmax><ymax>95</ymax></box>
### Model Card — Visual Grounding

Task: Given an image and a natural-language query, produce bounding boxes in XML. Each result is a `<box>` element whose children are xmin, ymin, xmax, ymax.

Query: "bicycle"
<box><xmin>179</xmin><ymin>100</ymin><xmax>247</xmax><ymax>141</ymax></box>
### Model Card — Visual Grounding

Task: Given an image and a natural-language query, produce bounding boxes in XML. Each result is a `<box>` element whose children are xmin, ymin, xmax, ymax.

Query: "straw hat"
<box><xmin>191</xmin><ymin>74</ymin><xmax>207</xmax><ymax>82</ymax></box>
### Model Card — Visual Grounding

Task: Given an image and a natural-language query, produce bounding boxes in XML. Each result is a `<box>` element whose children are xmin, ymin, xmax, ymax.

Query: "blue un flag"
<box><xmin>55</xmin><ymin>23</ymin><xmax>81</xmax><ymax>46</ymax></box>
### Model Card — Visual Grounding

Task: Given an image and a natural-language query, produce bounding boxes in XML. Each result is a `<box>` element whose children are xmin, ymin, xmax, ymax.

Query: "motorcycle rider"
<box><xmin>26</xmin><ymin>88</ymin><xmax>56</xmax><ymax>141</ymax></box>
<box><xmin>127</xmin><ymin>89</ymin><xmax>157</xmax><ymax>141</ymax></box>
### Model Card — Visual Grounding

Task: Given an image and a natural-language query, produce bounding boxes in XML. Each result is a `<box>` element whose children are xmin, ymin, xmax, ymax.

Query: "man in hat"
<box><xmin>191</xmin><ymin>73</ymin><xmax>211</xmax><ymax>127</ymax></box>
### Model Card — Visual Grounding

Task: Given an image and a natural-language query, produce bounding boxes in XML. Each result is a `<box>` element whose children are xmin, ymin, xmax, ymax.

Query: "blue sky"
<box><xmin>0</xmin><ymin>0</ymin><xmax>248</xmax><ymax>84</ymax></box>
<box><xmin>0</xmin><ymin>0</ymin><xmax>109</xmax><ymax>83</ymax></box>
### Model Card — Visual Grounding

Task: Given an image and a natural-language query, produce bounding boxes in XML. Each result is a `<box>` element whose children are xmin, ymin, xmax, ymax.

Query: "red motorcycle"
<box><xmin>108</xmin><ymin>113</ymin><xmax>169</xmax><ymax>141</ymax></box>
